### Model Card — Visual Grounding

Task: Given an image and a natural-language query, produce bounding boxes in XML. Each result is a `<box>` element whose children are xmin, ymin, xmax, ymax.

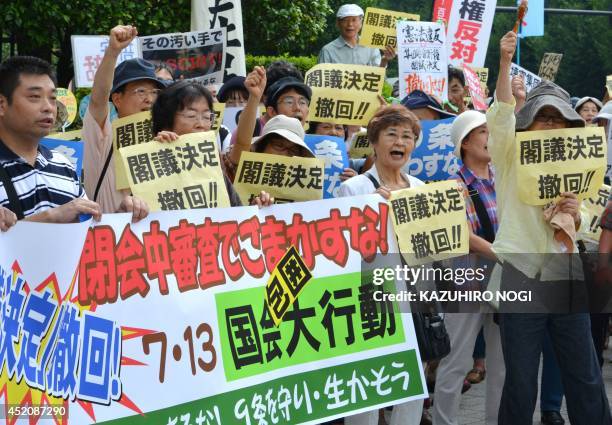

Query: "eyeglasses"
<box><xmin>177</xmin><ymin>111</ymin><xmax>216</xmax><ymax>123</ymax></box>
<box><xmin>277</xmin><ymin>96</ymin><xmax>310</xmax><ymax>108</ymax></box>
<box><xmin>268</xmin><ymin>139</ymin><xmax>303</xmax><ymax>156</ymax></box>
<box><xmin>131</xmin><ymin>88</ymin><xmax>161</xmax><ymax>100</ymax></box>
<box><xmin>534</xmin><ymin>114</ymin><xmax>566</xmax><ymax>124</ymax></box>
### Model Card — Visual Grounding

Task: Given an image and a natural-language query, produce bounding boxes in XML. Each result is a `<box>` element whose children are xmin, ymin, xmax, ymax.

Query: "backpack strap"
<box><xmin>0</xmin><ymin>164</ymin><xmax>24</xmax><ymax>219</ymax></box>
<box><xmin>365</xmin><ymin>172</ymin><xmax>380</xmax><ymax>190</ymax></box>
<box><xmin>94</xmin><ymin>145</ymin><xmax>113</xmax><ymax>202</ymax></box>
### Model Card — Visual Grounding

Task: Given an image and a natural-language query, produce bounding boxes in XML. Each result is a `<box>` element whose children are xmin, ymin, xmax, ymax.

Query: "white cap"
<box><xmin>593</xmin><ymin>101</ymin><xmax>612</xmax><ymax>124</ymax></box>
<box><xmin>450</xmin><ymin>110</ymin><xmax>487</xmax><ymax>158</ymax></box>
<box><xmin>252</xmin><ymin>115</ymin><xmax>314</xmax><ymax>157</ymax></box>
<box><xmin>574</xmin><ymin>96</ymin><xmax>603</xmax><ymax>112</ymax></box>
<box><xmin>337</xmin><ymin>4</ymin><xmax>364</xmax><ymax>19</ymax></box>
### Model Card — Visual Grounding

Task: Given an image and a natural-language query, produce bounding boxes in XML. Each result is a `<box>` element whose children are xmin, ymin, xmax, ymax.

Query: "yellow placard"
<box><xmin>48</xmin><ymin>129</ymin><xmax>82</xmax><ymax>141</ymax></box>
<box><xmin>118</xmin><ymin>131</ymin><xmax>230</xmax><ymax>211</ymax></box>
<box><xmin>515</xmin><ymin>127</ymin><xmax>607</xmax><ymax>206</ymax></box>
<box><xmin>113</xmin><ymin>111</ymin><xmax>154</xmax><ymax>190</ymax></box>
<box><xmin>305</xmin><ymin>63</ymin><xmax>385</xmax><ymax>126</ymax></box>
<box><xmin>265</xmin><ymin>246</ymin><xmax>313</xmax><ymax>326</ymax></box>
<box><xmin>607</xmin><ymin>75</ymin><xmax>612</xmax><ymax>97</ymax></box>
<box><xmin>56</xmin><ymin>88</ymin><xmax>78</xmax><ymax>127</ymax></box>
<box><xmin>579</xmin><ymin>184</ymin><xmax>610</xmax><ymax>243</ymax></box>
<box><xmin>472</xmin><ymin>67</ymin><xmax>489</xmax><ymax>84</ymax></box>
<box><xmin>348</xmin><ymin>130</ymin><xmax>373</xmax><ymax>159</ymax></box>
<box><xmin>360</xmin><ymin>7</ymin><xmax>420</xmax><ymax>49</ymax></box>
<box><xmin>234</xmin><ymin>151</ymin><xmax>325</xmax><ymax>204</ymax></box>
<box><xmin>212</xmin><ymin>102</ymin><xmax>225</xmax><ymax>133</ymax></box>
<box><xmin>389</xmin><ymin>180</ymin><xmax>468</xmax><ymax>265</ymax></box>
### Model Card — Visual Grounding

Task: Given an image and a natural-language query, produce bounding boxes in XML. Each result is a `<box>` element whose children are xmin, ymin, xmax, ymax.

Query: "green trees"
<box><xmin>0</xmin><ymin>0</ymin><xmax>609</xmax><ymax>96</ymax></box>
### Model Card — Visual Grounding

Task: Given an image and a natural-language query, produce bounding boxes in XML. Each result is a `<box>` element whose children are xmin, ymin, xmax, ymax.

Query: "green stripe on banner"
<box><xmin>101</xmin><ymin>349</ymin><xmax>423</xmax><ymax>425</ymax></box>
<box><xmin>216</xmin><ymin>272</ymin><xmax>406</xmax><ymax>381</ymax></box>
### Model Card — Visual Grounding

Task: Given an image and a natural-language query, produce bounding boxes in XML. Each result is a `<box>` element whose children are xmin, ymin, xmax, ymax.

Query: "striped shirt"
<box><xmin>0</xmin><ymin>139</ymin><xmax>85</xmax><ymax>217</ymax></box>
<box><xmin>450</xmin><ymin>164</ymin><xmax>498</xmax><ymax>238</ymax></box>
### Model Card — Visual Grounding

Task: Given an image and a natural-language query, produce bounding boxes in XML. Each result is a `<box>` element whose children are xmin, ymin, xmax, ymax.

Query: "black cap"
<box><xmin>265</xmin><ymin>77</ymin><xmax>312</xmax><ymax>108</ymax></box>
<box><xmin>217</xmin><ymin>76</ymin><xmax>247</xmax><ymax>102</ymax></box>
<box><xmin>111</xmin><ymin>58</ymin><xmax>163</xmax><ymax>96</ymax></box>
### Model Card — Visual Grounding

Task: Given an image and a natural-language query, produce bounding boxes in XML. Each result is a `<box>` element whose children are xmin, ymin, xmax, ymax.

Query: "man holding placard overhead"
<box><xmin>488</xmin><ymin>28</ymin><xmax>611</xmax><ymax>425</ymax></box>
<box><xmin>318</xmin><ymin>4</ymin><xmax>394</xmax><ymax>68</ymax></box>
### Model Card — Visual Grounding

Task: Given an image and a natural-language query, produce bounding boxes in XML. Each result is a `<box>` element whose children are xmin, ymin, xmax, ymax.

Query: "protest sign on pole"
<box><xmin>140</xmin><ymin>29</ymin><xmax>226</xmax><ymax>85</ymax></box>
<box><xmin>304</xmin><ymin>134</ymin><xmax>349</xmax><ymax>198</ymax></box>
<box><xmin>0</xmin><ymin>196</ymin><xmax>427</xmax><ymax>424</ymax></box>
<box><xmin>463</xmin><ymin>65</ymin><xmax>488</xmax><ymax>111</ymax></box>
<box><xmin>432</xmin><ymin>0</ymin><xmax>454</xmax><ymax>29</ymax></box>
<box><xmin>579</xmin><ymin>184</ymin><xmax>611</xmax><ymax>243</ymax></box>
<box><xmin>446</xmin><ymin>0</ymin><xmax>497</xmax><ymax>68</ymax></box>
<box><xmin>111</xmin><ymin>111</ymin><xmax>154</xmax><ymax>190</ymax></box>
<box><xmin>305</xmin><ymin>64</ymin><xmax>385</xmax><ymax>126</ymax></box>
<box><xmin>538</xmin><ymin>53</ymin><xmax>563</xmax><ymax>82</ymax></box>
<box><xmin>234</xmin><ymin>152</ymin><xmax>325</xmax><ymax>204</ymax></box>
<box><xmin>404</xmin><ymin>117</ymin><xmax>460</xmax><ymax>182</ymax></box>
<box><xmin>41</xmin><ymin>138</ymin><xmax>84</xmax><ymax>177</ymax></box>
<box><xmin>119</xmin><ymin>131</ymin><xmax>230</xmax><ymax>211</ymax></box>
<box><xmin>510</xmin><ymin>63</ymin><xmax>543</xmax><ymax>93</ymax></box>
<box><xmin>397</xmin><ymin>21</ymin><xmax>448</xmax><ymax>101</ymax></box>
<box><xmin>360</xmin><ymin>7</ymin><xmax>420</xmax><ymax>49</ymax></box>
<box><xmin>71</xmin><ymin>35</ymin><xmax>140</xmax><ymax>88</ymax></box>
<box><xmin>348</xmin><ymin>130</ymin><xmax>373</xmax><ymax>159</ymax></box>
<box><xmin>191</xmin><ymin>0</ymin><xmax>246</xmax><ymax>78</ymax></box>
<box><xmin>515</xmin><ymin>127</ymin><xmax>607</xmax><ymax>205</ymax></box>
<box><xmin>389</xmin><ymin>180</ymin><xmax>468</xmax><ymax>265</ymax></box>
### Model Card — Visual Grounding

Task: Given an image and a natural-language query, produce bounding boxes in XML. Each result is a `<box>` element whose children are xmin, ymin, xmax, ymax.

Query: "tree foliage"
<box><xmin>0</xmin><ymin>0</ymin><xmax>609</xmax><ymax>96</ymax></box>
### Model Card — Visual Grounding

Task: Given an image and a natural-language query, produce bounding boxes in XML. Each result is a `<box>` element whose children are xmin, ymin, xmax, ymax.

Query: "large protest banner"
<box><xmin>446</xmin><ymin>0</ymin><xmax>497</xmax><ymax>68</ymax></box>
<box><xmin>538</xmin><ymin>53</ymin><xmax>563</xmax><ymax>82</ymax></box>
<box><xmin>41</xmin><ymin>138</ymin><xmax>84</xmax><ymax>177</ymax></box>
<box><xmin>71</xmin><ymin>36</ymin><xmax>140</xmax><ymax>88</ymax></box>
<box><xmin>397</xmin><ymin>21</ymin><xmax>448</xmax><ymax>102</ymax></box>
<box><xmin>191</xmin><ymin>0</ymin><xmax>247</xmax><ymax>78</ymax></box>
<box><xmin>360</xmin><ymin>7</ymin><xmax>420</xmax><ymax>49</ymax></box>
<box><xmin>515</xmin><ymin>127</ymin><xmax>607</xmax><ymax>205</ymax></box>
<box><xmin>510</xmin><ymin>63</ymin><xmax>543</xmax><ymax>93</ymax></box>
<box><xmin>111</xmin><ymin>111</ymin><xmax>154</xmax><ymax>190</ymax></box>
<box><xmin>389</xmin><ymin>180</ymin><xmax>468</xmax><ymax>265</ymax></box>
<box><xmin>579</xmin><ymin>184</ymin><xmax>611</xmax><ymax>243</ymax></box>
<box><xmin>119</xmin><ymin>132</ymin><xmax>230</xmax><ymax>211</ymax></box>
<box><xmin>404</xmin><ymin>118</ymin><xmax>460</xmax><ymax>182</ymax></box>
<box><xmin>0</xmin><ymin>196</ymin><xmax>427</xmax><ymax>424</ymax></box>
<box><xmin>305</xmin><ymin>64</ymin><xmax>385</xmax><ymax>126</ymax></box>
<box><xmin>140</xmin><ymin>30</ymin><xmax>226</xmax><ymax>85</ymax></box>
<box><xmin>234</xmin><ymin>152</ymin><xmax>325</xmax><ymax>204</ymax></box>
<box><xmin>304</xmin><ymin>135</ymin><xmax>349</xmax><ymax>199</ymax></box>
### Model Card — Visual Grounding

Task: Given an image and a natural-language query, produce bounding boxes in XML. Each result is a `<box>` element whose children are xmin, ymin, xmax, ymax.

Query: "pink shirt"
<box><xmin>82</xmin><ymin>110</ymin><xmax>124</xmax><ymax>213</ymax></box>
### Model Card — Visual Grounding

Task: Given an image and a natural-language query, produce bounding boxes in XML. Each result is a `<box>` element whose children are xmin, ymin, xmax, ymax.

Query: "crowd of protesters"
<box><xmin>0</xmin><ymin>3</ymin><xmax>611</xmax><ymax>425</ymax></box>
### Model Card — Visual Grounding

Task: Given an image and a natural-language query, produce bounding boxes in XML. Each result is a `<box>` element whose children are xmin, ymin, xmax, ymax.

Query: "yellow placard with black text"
<box><xmin>305</xmin><ymin>64</ymin><xmax>385</xmax><ymax>126</ymax></box>
<box><xmin>113</xmin><ymin>111</ymin><xmax>154</xmax><ymax>190</ymax></box>
<box><xmin>515</xmin><ymin>127</ymin><xmax>607</xmax><ymax>205</ymax></box>
<box><xmin>234</xmin><ymin>151</ymin><xmax>325</xmax><ymax>204</ymax></box>
<box><xmin>348</xmin><ymin>131</ymin><xmax>373</xmax><ymax>159</ymax></box>
<box><xmin>118</xmin><ymin>131</ymin><xmax>230</xmax><ymax>211</ymax></box>
<box><xmin>579</xmin><ymin>184</ymin><xmax>610</xmax><ymax>243</ymax></box>
<box><xmin>389</xmin><ymin>180</ymin><xmax>468</xmax><ymax>265</ymax></box>
<box><xmin>360</xmin><ymin>7</ymin><xmax>420</xmax><ymax>49</ymax></box>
